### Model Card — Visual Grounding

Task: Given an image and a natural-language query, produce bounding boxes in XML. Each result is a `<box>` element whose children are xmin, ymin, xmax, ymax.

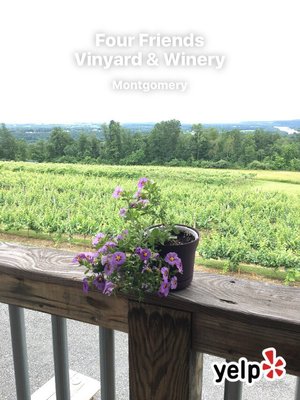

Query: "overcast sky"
<box><xmin>0</xmin><ymin>0</ymin><xmax>299</xmax><ymax>124</ymax></box>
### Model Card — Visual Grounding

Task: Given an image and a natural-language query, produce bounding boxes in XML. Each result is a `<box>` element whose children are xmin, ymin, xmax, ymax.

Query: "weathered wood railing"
<box><xmin>0</xmin><ymin>242</ymin><xmax>299</xmax><ymax>399</ymax></box>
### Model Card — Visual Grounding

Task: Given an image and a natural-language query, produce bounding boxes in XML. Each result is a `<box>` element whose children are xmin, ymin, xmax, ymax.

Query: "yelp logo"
<box><xmin>212</xmin><ymin>348</ymin><xmax>286</xmax><ymax>386</ymax></box>
<box><xmin>261</xmin><ymin>348</ymin><xmax>286</xmax><ymax>380</ymax></box>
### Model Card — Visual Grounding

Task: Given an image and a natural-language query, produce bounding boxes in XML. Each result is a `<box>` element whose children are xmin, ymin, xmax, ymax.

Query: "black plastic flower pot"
<box><xmin>149</xmin><ymin>224</ymin><xmax>200</xmax><ymax>290</ymax></box>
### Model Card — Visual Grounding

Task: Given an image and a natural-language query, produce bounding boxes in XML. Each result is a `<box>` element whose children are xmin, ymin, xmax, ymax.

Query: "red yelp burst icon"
<box><xmin>261</xmin><ymin>348</ymin><xmax>286</xmax><ymax>380</ymax></box>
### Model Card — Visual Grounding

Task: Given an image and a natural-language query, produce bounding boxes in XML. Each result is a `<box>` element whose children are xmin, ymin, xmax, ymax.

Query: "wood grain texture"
<box><xmin>128</xmin><ymin>301</ymin><xmax>191</xmax><ymax>400</ymax></box>
<box><xmin>189</xmin><ymin>352</ymin><xmax>203</xmax><ymax>400</ymax></box>
<box><xmin>154</xmin><ymin>273</ymin><xmax>300</xmax><ymax>327</ymax></box>
<box><xmin>192</xmin><ymin>307</ymin><xmax>300</xmax><ymax>375</ymax></box>
<box><xmin>0</xmin><ymin>242</ymin><xmax>299</xmax><ymax>376</ymax></box>
<box><xmin>0</xmin><ymin>242</ymin><xmax>128</xmax><ymax>332</ymax></box>
<box><xmin>179</xmin><ymin>274</ymin><xmax>300</xmax><ymax>376</ymax></box>
<box><xmin>141</xmin><ymin>274</ymin><xmax>300</xmax><ymax>375</ymax></box>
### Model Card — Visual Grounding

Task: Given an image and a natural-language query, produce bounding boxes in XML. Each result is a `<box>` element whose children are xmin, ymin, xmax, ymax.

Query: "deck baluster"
<box><xmin>224</xmin><ymin>377</ymin><xmax>242</xmax><ymax>400</ymax></box>
<box><xmin>99</xmin><ymin>327</ymin><xmax>116</xmax><ymax>400</ymax></box>
<box><xmin>8</xmin><ymin>305</ymin><xmax>31</xmax><ymax>400</ymax></box>
<box><xmin>295</xmin><ymin>377</ymin><xmax>300</xmax><ymax>400</ymax></box>
<box><xmin>1</xmin><ymin>244</ymin><xmax>300</xmax><ymax>400</ymax></box>
<box><xmin>51</xmin><ymin>315</ymin><xmax>71</xmax><ymax>400</ymax></box>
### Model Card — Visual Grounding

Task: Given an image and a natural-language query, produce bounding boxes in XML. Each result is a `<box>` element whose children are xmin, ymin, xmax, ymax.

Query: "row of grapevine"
<box><xmin>0</xmin><ymin>161</ymin><xmax>299</xmax><ymax>275</ymax></box>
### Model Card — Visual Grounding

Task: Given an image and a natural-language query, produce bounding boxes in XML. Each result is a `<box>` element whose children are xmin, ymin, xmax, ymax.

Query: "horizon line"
<box><xmin>3</xmin><ymin>118</ymin><xmax>300</xmax><ymax>126</ymax></box>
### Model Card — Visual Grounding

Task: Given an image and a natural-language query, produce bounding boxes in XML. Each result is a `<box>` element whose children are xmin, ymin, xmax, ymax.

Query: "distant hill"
<box><xmin>4</xmin><ymin>120</ymin><xmax>300</xmax><ymax>142</ymax></box>
<box><xmin>5</xmin><ymin>123</ymin><xmax>103</xmax><ymax>143</ymax></box>
<box><xmin>124</xmin><ymin>120</ymin><xmax>300</xmax><ymax>134</ymax></box>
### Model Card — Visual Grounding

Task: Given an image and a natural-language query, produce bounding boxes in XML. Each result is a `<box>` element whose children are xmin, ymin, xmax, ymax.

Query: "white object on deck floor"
<box><xmin>31</xmin><ymin>369</ymin><xmax>100</xmax><ymax>400</ymax></box>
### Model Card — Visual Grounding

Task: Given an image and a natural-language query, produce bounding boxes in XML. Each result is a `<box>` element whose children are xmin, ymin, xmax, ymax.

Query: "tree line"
<box><xmin>1</xmin><ymin>120</ymin><xmax>300</xmax><ymax>170</ymax></box>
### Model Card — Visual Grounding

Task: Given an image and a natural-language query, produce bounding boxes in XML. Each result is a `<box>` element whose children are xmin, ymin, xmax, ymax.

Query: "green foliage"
<box><xmin>2</xmin><ymin>121</ymin><xmax>300</xmax><ymax>170</ymax></box>
<box><xmin>248</xmin><ymin>160</ymin><xmax>270</xmax><ymax>170</ymax></box>
<box><xmin>147</xmin><ymin>120</ymin><xmax>181</xmax><ymax>163</ymax></box>
<box><xmin>0</xmin><ymin>162</ymin><xmax>299</xmax><ymax>280</ymax></box>
<box><xmin>76</xmin><ymin>178</ymin><xmax>182</xmax><ymax>298</ymax></box>
<box><xmin>30</xmin><ymin>140</ymin><xmax>47</xmax><ymax>162</ymax></box>
<box><xmin>103</xmin><ymin>120</ymin><xmax>122</xmax><ymax>163</ymax></box>
<box><xmin>0</xmin><ymin>124</ymin><xmax>17</xmax><ymax>160</ymax></box>
<box><xmin>47</xmin><ymin>127</ymin><xmax>74</xmax><ymax>160</ymax></box>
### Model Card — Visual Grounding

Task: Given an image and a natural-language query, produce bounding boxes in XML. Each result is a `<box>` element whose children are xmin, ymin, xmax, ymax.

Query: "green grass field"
<box><xmin>1</xmin><ymin>161</ymin><xmax>299</xmax><ymax>282</ymax></box>
<box><xmin>252</xmin><ymin>170</ymin><xmax>300</xmax><ymax>185</ymax></box>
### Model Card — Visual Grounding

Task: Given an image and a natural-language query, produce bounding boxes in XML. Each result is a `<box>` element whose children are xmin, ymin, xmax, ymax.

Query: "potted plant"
<box><xmin>73</xmin><ymin>177</ymin><xmax>199</xmax><ymax>298</ymax></box>
<box><xmin>147</xmin><ymin>224</ymin><xmax>199</xmax><ymax>290</ymax></box>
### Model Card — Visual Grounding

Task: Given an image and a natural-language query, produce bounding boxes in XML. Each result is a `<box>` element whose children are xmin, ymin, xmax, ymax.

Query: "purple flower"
<box><xmin>101</xmin><ymin>254</ymin><xmax>109</xmax><ymax>265</ymax></box>
<box><xmin>161</xmin><ymin>267</ymin><xmax>169</xmax><ymax>281</ymax></box>
<box><xmin>104</xmin><ymin>263</ymin><xmax>115</xmax><ymax>276</ymax></box>
<box><xmin>139</xmin><ymin>248</ymin><xmax>151</xmax><ymax>261</ymax></box>
<box><xmin>123</xmin><ymin>229</ymin><xmax>129</xmax><ymax>235</ymax></box>
<box><xmin>97</xmin><ymin>245</ymin><xmax>108</xmax><ymax>255</ymax></box>
<box><xmin>112</xmin><ymin>186</ymin><xmax>123</xmax><ymax>198</ymax></box>
<box><xmin>165</xmin><ymin>252</ymin><xmax>180</xmax><ymax>266</ymax></box>
<box><xmin>119</xmin><ymin>208</ymin><xmax>127</xmax><ymax>217</ymax></box>
<box><xmin>101</xmin><ymin>254</ymin><xmax>111</xmax><ymax>265</ymax></box>
<box><xmin>82</xmin><ymin>278</ymin><xmax>89</xmax><ymax>294</ymax></box>
<box><xmin>138</xmin><ymin>199</ymin><xmax>149</xmax><ymax>208</ymax></box>
<box><xmin>175</xmin><ymin>258</ymin><xmax>183</xmax><ymax>273</ymax></box>
<box><xmin>129</xmin><ymin>202</ymin><xmax>137</xmax><ymax>208</ymax></box>
<box><xmin>105</xmin><ymin>241</ymin><xmax>117</xmax><ymax>248</ymax></box>
<box><xmin>72</xmin><ymin>254</ymin><xmax>82</xmax><ymax>263</ymax></box>
<box><xmin>115</xmin><ymin>234</ymin><xmax>124</xmax><ymax>241</ymax></box>
<box><xmin>137</xmin><ymin>177</ymin><xmax>148</xmax><ymax>189</ymax></box>
<box><xmin>135</xmin><ymin>247</ymin><xmax>142</xmax><ymax>255</ymax></box>
<box><xmin>170</xmin><ymin>276</ymin><xmax>178</xmax><ymax>290</ymax></box>
<box><xmin>111</xmin><ymin>251</ymin><xmax>126</xmax><ymax>267</ymax></box>
<box><xmin>103</xmin><ymin>281</ymin><xmax>115</xmax><ymax>296</ymax></box>
<box><xmin>92</xmin><ymin>232</ymin><xmax>105</xmax><ymax>246</ymax></box>
<box><xmin>164</xmin><ymin>253</ymin><xmax>183</xmax><ymax>273</ymax></box>
<box><xmin>133</xmin><ymin>188</ymin><xmax>142</xmax><ymax>198</ymax></box>
<box><xmin>93</xmin><ymin>275</ymin><xmax>105</xmax><ymax>291</ymax></box>
<box><xmin>158</xmin><ymin>281</ymin><xmax>170</xmax><ymax>297</ymax></box>
<box><xmin>93</xmin><ymin>276</ymin><xmax>115</xmax><ymax>296</ymax></box>
<box><xmin>73</xmin><ymin>253</ymin><xmax>88</xmax><ymax>263</ymax></box>
<box><xmin>73</xmin><ymin>252</ymin><xmax>98</xmax><ymax>264</ymax></box>
<box><xmin>87</xmin><ymin>252</ymin><xmax>99</xmax><ymax>263</ymax></box>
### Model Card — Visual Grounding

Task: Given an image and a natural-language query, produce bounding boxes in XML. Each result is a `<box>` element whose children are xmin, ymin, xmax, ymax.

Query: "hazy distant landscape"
<box><xmin>5</xmin><ymin>119</ymin><xmax>300</xmax><ymax>143</ymax></box>
<box><xmin>1</xmin><ymin>119</ymin><xmax>300</xmax><ymax>171</ymax></box>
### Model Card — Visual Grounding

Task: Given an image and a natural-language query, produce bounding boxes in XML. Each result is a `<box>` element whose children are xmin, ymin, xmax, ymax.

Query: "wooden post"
<box><xmin>128</xmin><ymin>301</ymin><xmax>191</xmax><ymax>400</ymax></box>
<box><xmin>189</xmin><ymin>352</ymin><xmax>203</xmax><ymax>400</ymax></box>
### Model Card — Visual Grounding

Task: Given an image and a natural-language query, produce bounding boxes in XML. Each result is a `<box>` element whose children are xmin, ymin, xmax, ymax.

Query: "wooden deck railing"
<box><xmin>0</xmin><ymin>242</ymin><xmax>299</xmax><ymax>399</ymax></box>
